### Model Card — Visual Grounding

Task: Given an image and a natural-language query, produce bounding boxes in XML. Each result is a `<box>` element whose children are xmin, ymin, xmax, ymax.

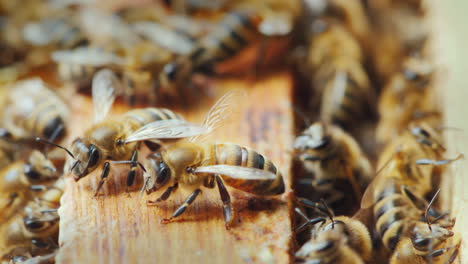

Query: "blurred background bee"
<box><xmin>0</xmin><ymin>150</ymin><xmax>58</xmax><ymax>224</ymax></box>
<box><xmin>0</xmin><ymin>204</ymin><xmax>60</xmax><ymax>261</ymax></box>
<box><xmin>301</xmin><ymin>17</ymin><xmax>375</xmax><ymax>129</ymax></box>
<box><xmin>1</xmin><ymin>78</ymin><xmax>70</xmax><ymax>145</ymax></box>
<box><xmin>360</xmin><ymin>127</ymin><xmax>461</xmax><ymax>262</ymax></box>
<box><xmin>376</xmin><ymin>56</ymin><xmax>440</xmax><ymax>145</ymax></box>
<box><xmin>159</xmin><ymin>0</ymin><xmax>301</xmax><ymax>97</ymax></box>
<box><xmin>294</xmin><ymin>199</ymin><xmax>372</xmax><ymax>264</ymax></box>
<box><xmin>294</xmin><ymin>122</ymin><xmax>372</xmax><ymax>214</ymax></box>
<box><xmin>366</xmin><ymin>0</ymin><xmax>429</xmax><ymax>83</ymax></box>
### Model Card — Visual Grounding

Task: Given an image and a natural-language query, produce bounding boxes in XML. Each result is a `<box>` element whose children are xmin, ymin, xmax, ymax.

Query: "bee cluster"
<box><xmin>0</xmin><ymin>0</ymin><xmax>460</xmax><ymax>263</ymax></box>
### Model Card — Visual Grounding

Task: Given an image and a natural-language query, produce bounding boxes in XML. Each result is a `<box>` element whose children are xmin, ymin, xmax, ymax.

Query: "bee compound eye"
<box><xmin>24</xmin><ymin>217</ymin><xmax>45</xmax><ymax>231</ymax></box>
<box><xmin>87</xmin><ymin>146</ymin><xmax>100</xmax><ymax>168</ymax></box>
<box><xmin>24</xmin><ymin>164</ymin><xmax>41</xmax><ymax>180</ymax></box>
<box><xmin>156</xmin><ymin>163</ymin><xmax>171</xmax><ymax>184</ymax></box>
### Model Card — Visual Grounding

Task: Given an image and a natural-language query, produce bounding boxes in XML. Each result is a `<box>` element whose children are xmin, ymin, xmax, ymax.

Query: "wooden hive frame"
<box><xmin>29</xmin><ymin>1</ymin><xmax>468</xmax><ymax>263</ymax></box>
<box><xmin>429</xmin><ymin>0</ymin><xmax>468</xmax><ymax>262</ymax></box>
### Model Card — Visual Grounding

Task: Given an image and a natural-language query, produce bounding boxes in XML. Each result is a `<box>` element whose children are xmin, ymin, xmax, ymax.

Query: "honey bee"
<box><xmin>376</xmin><ymin>56</ymin><xmax>439</xmax><ymax>144</ymax></box>
<box><xmin>0</xmin><ymin>204</ymin><xmax>59</xmax><ymax>259</ymax></box>
<box><xmin>305</xmin><ymin>19</ymin><xmax>374</xmax><ymax>126</ymax></box>
<box><xmin>52</xmin><ymin>43</ymin><xmax>173</xmax><ymax>104</ymax></box>
<box><xmin>294</xmin><ymin>122</ymin><xmax>372</xmax><ymax>211</ymax></box>
<box><xmin>141</xmin><ymin>92</ymin><xmax>284</xmax><ymax>228</ymax></box>
<box><xmin>295</xmin><ymin>199</ymin><xmax>372</xmax><ymax>263</ymax></box>
<box><xmin>388</xmin><ymin>190</ymin><xmax>459</xmax><ymax>264</ymax></box>
<box><xmin>77</xmin><ymin>7</ymin><xmax>141</xmax><ymax>48</ymax></box>
<box><xmin>360</xmin><ymin>127</ymin><xmax>461</xmax><ymax>261</ymax></box>
<box><xmin>0</xmin><ymin>150</ymin><xmax>58</xmax><ymax>223</ymax></box>
<box><xmin>21</xmin><ymin>14</ymin><xmax>88</xmax><ymax>69</ymax></box>
<box><xmin>390</xmin><ymin>222</ymin><xmax>458</xmax><ymax>264</ymax></box>
<box><xmin>2</xmin><ymin>78</ymin><xmax>69</xmax><ymax>143</ymax></box>
<box><xmin>159</xmin><ymin>10</ymin><xmax>262</xmax><ymax>92</ymax></box>
<box><xmin>367</xmin><ymin>0</ymin><xmax>428</xmax><ymax>82</ymax></box>
<box><xmin>39</xmin><ymin>69</ymin><xmax>213</xmax><ymax>196</ymax></box>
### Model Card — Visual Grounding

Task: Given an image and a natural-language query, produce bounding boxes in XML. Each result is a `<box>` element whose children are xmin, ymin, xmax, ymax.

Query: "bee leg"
<box><xmin>162</xmin><ymin>189</ymin><xmax>202</xmax><ymax>223</ymax></box>
<box><xmin>446</xmin><ymin>241</ymin><xmax>461</xmax><ymax>264</ymax></box>
<box><xmin>126</xmin><ymin>150</ymin><xmax>138</xmax><ymax>192</ymax></box>
<box><xmin>297</xmin><ymin>198</ymin><xmax>329</xmax><ymax>215</ymax></box>
<box><xmin>401</xmin><ymin>185</ymin><xmax>449</xmax><ymax>221</ymax></box>
<box><xmin>426</xmin><ymin>248</ymin><xmax>450</xmax><ymax>260</ymax></box>
<box><xmin>293</xmin><ymin>207</ymin><xmax>326</xmax><ymax>233</ymax></box>
<box><xmin>147</xmin><ymin>183</ymin><xmax>179</xmax><ymax>204</ymax></box>
<box><xmin>30</xmin><ymin>185</ymin><xmax>48</xmax><ymax>192</ymax></box>
<box><xmin>6</xmin><ymin>192</ymin><xmax>18</xmax><ymax>206</ymax></box>
<box><xmin>94</xmin><ymin>162</ymin><xmax>111</xmax><ymax>197</ymax></box>
<box><xmin>215</xmin><ymin>175</ymin><xmax>233</xmax><ymax>229</ymax></box>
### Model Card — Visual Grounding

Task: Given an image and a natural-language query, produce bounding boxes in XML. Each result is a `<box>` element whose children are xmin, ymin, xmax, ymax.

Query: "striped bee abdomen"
<box><xmin>20</xmin><ymin>92</ymin><xmax>67</xmax><ymax>142</ymax></box>
<box><xmin>213</xmin><ymin>144</ymin><xmax>284</xmax><ymax>196</ymax></box>
<box><xmin>373</xmin><ymin>186</ymin><xmax>417</xmax><ymax>251</ymax></box>
<box><xmin>320</xmin><ymin>62</ymin><xmax>371</xmax><ymax>126</ymax></box>
<box><xmin>191</xmin><ymin>11</ymin><xmax>260</xmax><ymax>71</ymax></box>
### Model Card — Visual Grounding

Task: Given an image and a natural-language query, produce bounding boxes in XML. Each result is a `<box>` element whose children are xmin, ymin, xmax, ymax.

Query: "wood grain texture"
<box><xmin>56</xmin><ymin>72</ymin><xmax>295</xmax><ymax>264</ymax></box>
<box><xmin>428</xmin><ymin>0</ymin><xmax>468</xmax><ymax>262</ymax></box>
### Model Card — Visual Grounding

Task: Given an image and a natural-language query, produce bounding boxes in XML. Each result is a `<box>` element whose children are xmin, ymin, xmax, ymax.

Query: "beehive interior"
<box><xmin>0</xmin><ymin>0</ymin><xmax>467</xmax><ymax>263</ymax></box>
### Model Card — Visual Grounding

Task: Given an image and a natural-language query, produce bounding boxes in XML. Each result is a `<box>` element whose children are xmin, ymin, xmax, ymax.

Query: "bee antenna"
<box><xmin>70</xmin><ymin>160</ymin><xmax>80</xmax><ymax>172</ymax></box>
<box><xmin>425</xmin><ymin>189</ymin><xmax>441</xmax><ymax>232</ymax></box>
<box><xmin>36</xmin><ymin>137</ymin><xmax>75</xmax><ymax>159</ymax></box>
<box><xmin>319</xmin><ymin>198</ymin><xmax>335</xmax><ymax>228</ymax></box>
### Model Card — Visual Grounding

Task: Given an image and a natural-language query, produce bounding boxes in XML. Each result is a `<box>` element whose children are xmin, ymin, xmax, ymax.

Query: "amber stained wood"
<box><xmin>56</xmin><ymin>72</ymin><xmax>295</xmax><ymax>263</ymax></box>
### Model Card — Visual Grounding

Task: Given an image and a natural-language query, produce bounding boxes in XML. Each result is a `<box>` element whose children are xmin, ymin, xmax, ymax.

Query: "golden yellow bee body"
<box><xmin>294</xmin><ymin>122</ymin><xmax>372</xmax><ymax>209</ymax></box>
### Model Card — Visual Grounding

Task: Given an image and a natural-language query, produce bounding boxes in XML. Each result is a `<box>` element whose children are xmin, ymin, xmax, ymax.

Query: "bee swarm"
<box><xmin>0</xmin><ymin>0</ymin><xmax>466</xmax><ymax>263</ymax></box>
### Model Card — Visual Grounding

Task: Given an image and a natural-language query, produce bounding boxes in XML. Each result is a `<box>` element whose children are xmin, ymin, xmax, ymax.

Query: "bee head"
<box><xmin>70</xmin><ymin>138</ymin><xmax>102</xmax><ymax>181</ymax></box>
<box><xmin>411</xmin><ymin>222</ymin><xmax>453</xmax><ymax>252</ymax></box>
<box><xmin>143</xmin><ymin>152</ymin><xmax>172</xmax><ymax>193</ymax></box>
<box><xmin>409</xmin><ymin>123</ymin><xmax>444</xmax><ymax>151</ymax></box>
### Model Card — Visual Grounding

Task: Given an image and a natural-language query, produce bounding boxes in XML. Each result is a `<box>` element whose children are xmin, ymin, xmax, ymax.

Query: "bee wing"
<box><xmin>51</xmin><ymin>47</ymin><xmax>125</xmax><ymax>66</ymax></box>
<box><xmin>360</xmin><ymin>151</ymin><xmax>401</xmax><ymax>209</ymax></box>
<box><xmin>189</xmin><ymin>90</ymin><xmax>246</xmax><ymax>142</ymax></box>
<box><xmin>258</xmin><ymin>12</ymin><xmax>294</xmax><ymax>36</ymax></box>
<box><xmin>132</xmin><ymin>21</ymin><xmax>194</xmax><ymax>55</ymax></box>
<box><xmin>92</xmin><ymin>69</ymin><xmax>121</xmax><ymax>123</ymax></box>
<box><xmin>78</xmin><ymin>7</ymin><xmax>141</xmax><ymax>46</ymax></box>
<box><xmin>194</xmin><ymin>165</ymin><xmax>276</xmax><ymax>180</ymax></box>
<box><xmin>124</xmin><ymin>119</ymin><xmax>210</xmax><ymax>143</ymax></box>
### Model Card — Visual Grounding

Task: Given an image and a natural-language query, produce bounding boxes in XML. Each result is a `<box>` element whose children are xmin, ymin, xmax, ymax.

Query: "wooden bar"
<box><xmin>428</xmin><ymin>0</ymin><xmax>468</xmax><ymax>262</ymax></box>
<box><xmin>56</xmin><ymin>72</ymin><xmax>295</xmax><ymax>263</ymax></box>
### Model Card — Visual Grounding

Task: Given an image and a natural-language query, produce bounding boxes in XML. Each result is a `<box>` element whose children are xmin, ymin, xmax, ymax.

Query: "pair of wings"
<box><xmin>92</xmin><ymin>69</ymin><xmax>280</xmax><ymax>184</ymax></box>
<box><xmin>91</xmin><ymin>69</ymin><xmax>239</xmax><ymax>142</ymax></box>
